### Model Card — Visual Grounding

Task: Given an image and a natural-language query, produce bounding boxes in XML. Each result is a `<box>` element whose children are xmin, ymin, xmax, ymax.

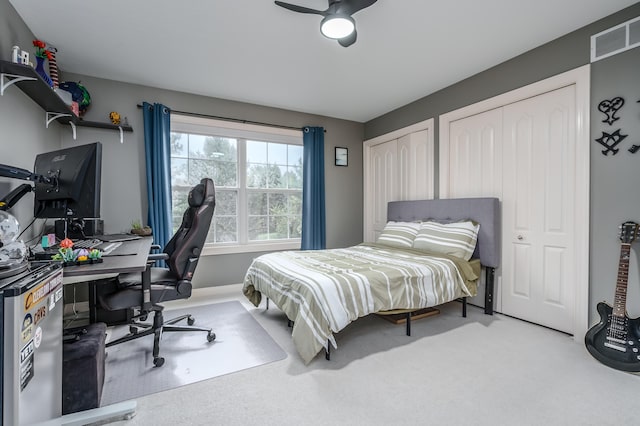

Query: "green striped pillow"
<box><xmin>413</xmin><ymin>221</ymin><xmax>480</xmax><ymax>260</ymax></box>
<box><xmin>376</xmin><ymin>221</ymin><xmax>420</xmax><ymax>248</ymax></box>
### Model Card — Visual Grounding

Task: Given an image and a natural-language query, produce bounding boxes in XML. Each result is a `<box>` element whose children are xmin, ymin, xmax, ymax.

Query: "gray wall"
<box><xmin>590</xmin><ymin>48</ymin><xmax>640</xmax><ymax>319</ymax></box>
<box><xmin>1</xmin><ymin>0</ymin><xmax>364</xmax><ymax>287</ymax></box>
<box><xmin>364</xmin><ymin>3</ymin><xmax>640</xmax><ymax>322</ymax></box>
<box><xmin>0</xmin><ymin>0</ymin><xmax>61</xmax><ymax>240</ymax></box>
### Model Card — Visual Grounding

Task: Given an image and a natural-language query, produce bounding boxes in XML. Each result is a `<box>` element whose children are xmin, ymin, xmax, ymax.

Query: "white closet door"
<box><xmin>368</xmin><ymin>139</ymin><xmax>398</xmax><ymax>241</ymax></box>
<box><xmin>447</xmin><ymin>108</ymin><xmax>504</xmax><ymax>310</ymax></box>
<box><xmin>501</xmin><ymin>85</ymin><xmax>576</xmax><ymax>333</ymax></box>
<box><xmin>398</xmin><ymin>130</ymin><xmax>433</xmax><ymax>201</ymax></box>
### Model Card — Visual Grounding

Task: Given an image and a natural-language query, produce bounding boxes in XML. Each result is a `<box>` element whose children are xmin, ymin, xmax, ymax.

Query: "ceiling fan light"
<box><xmin>320</xmin><ymin>15</ymin><xmax>355</xmax><ymax>39</ymax></box>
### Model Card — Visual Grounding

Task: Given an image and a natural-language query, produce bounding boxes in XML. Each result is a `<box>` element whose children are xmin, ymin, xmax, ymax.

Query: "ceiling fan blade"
<box><xmin>338</xmin><ymin>29</ymin><xmax>357</xmax><ymax>47</ymax></box>
<box><xmin>274</xmin><ymin>1</ymin><xmax>327</xmax><ymax>15</ymax></box>
<box><xmin>337</xmin><ymin>0</ymin><xmax>377</xmax><ymax>15</ymax></box>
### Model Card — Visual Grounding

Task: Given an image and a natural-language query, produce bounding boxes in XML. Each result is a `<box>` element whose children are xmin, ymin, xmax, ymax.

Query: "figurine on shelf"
<box><xmin>32</xmin><ymin>39</ymin><xmax>54</xmax><ymax>87</ymax></box>
<box><xmin>109</xmin><ymin>111</ymin><xmax>121</xmax><ymax>125</ymax></box>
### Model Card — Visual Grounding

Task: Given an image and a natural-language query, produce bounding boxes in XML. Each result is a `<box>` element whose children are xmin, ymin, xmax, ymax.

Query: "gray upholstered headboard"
<box><xmin>387</xmin><ymin>197</ymin><xmax>501</xmax><ymax>268</ymax></box>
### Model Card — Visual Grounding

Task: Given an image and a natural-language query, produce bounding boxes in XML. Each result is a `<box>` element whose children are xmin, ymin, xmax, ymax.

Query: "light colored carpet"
<box><xmin>109</xmin><ymin>285</ymin><xmax>640</xmax><ymax>426</ymax></box>
<box><xmin>101</xmin><ymin>300</ymin><xmax>287</xmax><ymax>406</ymax></box>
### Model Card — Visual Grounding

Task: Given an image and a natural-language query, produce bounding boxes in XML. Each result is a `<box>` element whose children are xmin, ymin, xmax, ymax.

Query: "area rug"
<box><xmin>100</xmin><ymin>301</ymin><xmax>287</xmax><ymax>405</ymax></box>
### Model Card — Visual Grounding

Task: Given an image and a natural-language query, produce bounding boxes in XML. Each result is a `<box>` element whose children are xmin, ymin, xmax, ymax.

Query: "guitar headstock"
<box><xmin>619</xmin><ymin>221</ymin><xmax>639</xmax><ymax>244</ymax></box>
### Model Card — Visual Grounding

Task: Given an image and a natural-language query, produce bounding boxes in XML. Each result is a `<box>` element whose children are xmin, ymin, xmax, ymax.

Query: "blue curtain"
<box><xmin>142</xmin><ymin>102</ymin><xmax>172</xmax><ymax>253</ymax></box>
<box><xmin>301</xmin><ymin>126</ymin><xmax>326</xmax><ymax>250</ymax></box>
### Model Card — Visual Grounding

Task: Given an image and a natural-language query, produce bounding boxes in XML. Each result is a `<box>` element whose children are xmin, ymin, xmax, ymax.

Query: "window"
<box><xmin>170</xmin><ymin>115</ymin><xmax>303</xmax><ymax>254</ymax></box>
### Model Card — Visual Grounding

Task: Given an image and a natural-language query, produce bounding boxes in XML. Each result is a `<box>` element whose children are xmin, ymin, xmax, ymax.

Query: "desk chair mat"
<box><xmin>100</xmin><ymin>300</ymin><xmax>286</xmax><ymax>405</ymax></box>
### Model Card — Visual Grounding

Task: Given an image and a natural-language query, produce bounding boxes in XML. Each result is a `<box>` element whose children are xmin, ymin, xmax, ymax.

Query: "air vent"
<box><xmin>591</xmin><ymin>16</ymin><xmax>640</xmax><ymax>62</ymax></box>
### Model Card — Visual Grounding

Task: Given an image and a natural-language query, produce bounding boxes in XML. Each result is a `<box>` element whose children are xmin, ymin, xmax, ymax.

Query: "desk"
<box><xmin>62</xmin><ymin>237</ymin><xmax>153</xmax><ymax>325</ymax></box>
<box><xmin>62</xmin><ymin>237</ymin><xmax>153</xmax><ymax>281</ymax></box>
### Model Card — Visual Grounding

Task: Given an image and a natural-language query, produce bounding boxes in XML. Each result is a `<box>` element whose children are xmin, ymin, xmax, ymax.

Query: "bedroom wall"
<box><xmin>590</xmin><ymin>48</ymin><xmax>640</xmax><ymax>319</ymax></box>
<box><xmin>364</xmin><ymin>3</ymin><xmax>640</xmax><ymax>323</ymax></box>
<box><xmin>0</xmin><ymin>0</ymin><xmax>364</xmax><ymax>288</ymax></box>
<box><xmin>0</xmin><ymin>0</ymin><xmax>62</xmax><ymax>241</ymax></box>
<box><xmin>58</xmin><ymin>72</ymin><xmax>364</xmax><ymax>287</ymax></box>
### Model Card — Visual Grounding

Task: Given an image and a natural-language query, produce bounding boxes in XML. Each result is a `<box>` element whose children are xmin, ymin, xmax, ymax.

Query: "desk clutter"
<box><xmin>32</xmin><ymin>234</ymin><xmax>141</xmax><ymax>261</ymax></box>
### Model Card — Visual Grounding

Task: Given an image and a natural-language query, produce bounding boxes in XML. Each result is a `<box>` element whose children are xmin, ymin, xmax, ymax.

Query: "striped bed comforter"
<box><xmin>242</xmin><ymin>243</ymin><xmax>480</xmax><ymax>363</ymax></box>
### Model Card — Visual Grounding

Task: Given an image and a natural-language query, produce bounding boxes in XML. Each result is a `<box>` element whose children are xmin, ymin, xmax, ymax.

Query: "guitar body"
<box><xmin>585</xmin><ymin>301</ymin><xmax>640</xmax><ymax>372</ymax></box>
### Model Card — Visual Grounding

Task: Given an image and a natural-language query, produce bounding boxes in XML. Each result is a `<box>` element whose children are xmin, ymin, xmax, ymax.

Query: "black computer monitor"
<box><xmin>33</xmin><ymin>142</ymin><xmax>102</xmax><ymax>219</ymax></box>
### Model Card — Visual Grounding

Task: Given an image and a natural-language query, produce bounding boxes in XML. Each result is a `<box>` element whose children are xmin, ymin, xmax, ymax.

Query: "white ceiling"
<box><xmin>8</xmin><ymin>0</ymin><xmax>638</xmax><ymax>123</ymax></box>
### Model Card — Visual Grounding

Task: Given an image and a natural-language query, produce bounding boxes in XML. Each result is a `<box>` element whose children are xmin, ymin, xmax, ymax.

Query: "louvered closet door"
<box><xmin>501</xmin><ymin>85</ymin><xmax>576</xmax><ymax>333</ymax></box>
<box><xmin>447</xmin><ymin>108</ymin><xmax>504</xmax><ymax>309</ymax></box>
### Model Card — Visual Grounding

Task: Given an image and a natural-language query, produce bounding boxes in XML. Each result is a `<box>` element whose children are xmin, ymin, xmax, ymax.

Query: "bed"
<box><xmin>242</xmin><ymin>197</ymin><xmax>500</xmax><ymax>363</ymax></box>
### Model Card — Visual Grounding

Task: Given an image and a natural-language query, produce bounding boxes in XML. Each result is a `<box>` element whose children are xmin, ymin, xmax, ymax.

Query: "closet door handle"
<box><xmin>517</xmin><ymin>235</ymin><xmax>524</xmax><ymax>240</ymax></box>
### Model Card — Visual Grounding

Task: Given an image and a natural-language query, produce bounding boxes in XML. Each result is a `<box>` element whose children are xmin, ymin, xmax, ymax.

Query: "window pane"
<box><xmin>248</xmin><ymin>216</ymin><xmax>267</xmax><ymax>240</ymax></box>
<box><xmin>246</xmin><ymin>140</ymin><xmax>267</xmax><ymax>163</ymax></box>
<box><xmin>171</xmin><ymin>158</ymin><xmax>189</xmax><ymax>186</ymax></box>
<box><xmin>171</xmin><ymin>133</ymin><xmax>188</xmax><ymax>157</ymax></box>
<box><xmin>188</xmin><ymin>159</ymin><xmax>215</xmax><ymax>185</ymax></box>
<box><xmin>213</xmin><ymin>159</ymin><xmax>237</xmax><ymax>187</ymax></box>
<box><xmin>288</xmin><ymin>145</ymin><xmax>303</xmax><ymax>166</ymax></box>
<box><xmin>247</xmin><ymin>163</ymin><xmax>268</xmax><ymax>188</ymax></box>
<box><xmin>268</xmin><ymin>143</ymin><xmax>288</xmax><ymax>166</ymax></box>
<box><xmin>188</xmin><ymin>134</ymin><xmax>209</xmax><ymax>159</ymax></box>
<box><xmin>269</xmin><ymin>216</ymin><xmax>289</xmax><ymax>239</ymax></box>
<box><xmin>248</xmin><ymin>192</ymin><xmax>267</xmax><ymax>215</ymax></box>
<box><xmin>268</xmin><ymin>193</ymin><xmax>287</xmax><ymax>214</ymax></box>
<box><xmin>286</xmin><ymin>166</ymin><xmax>302</xmax><ymax>189</ymax></box>
<box><xmin>206</xmin><ymin>137</ymin><xmax>237</xmax><ymax>163</ymax></box>
<box><xmin>289</xmin><ymin>216</ymin><xmax>302</xmax><ymax>238</ymax></box>
<box><xmin>288</xmin><ymin>193</ymin><xmax>302</xmax><ymax>214</ymax></box>
<box><xmin>214</xmin><ymin>216</ymin><xmax>237</xmax><ymax>243</ymax></box>
<box><xmin>268</xmin><ymin>165</ymin><xmax>286</xmax><ymax>189</ymax></box>
<box><xmin>215</xmin><ymin>190</ymin><xmax>237</xmax><ymax>215</ymax></box>
<box><xmin>171</xmin><ymin>187</ymin><xmax>190</xmax><ymax>233</ymax></box>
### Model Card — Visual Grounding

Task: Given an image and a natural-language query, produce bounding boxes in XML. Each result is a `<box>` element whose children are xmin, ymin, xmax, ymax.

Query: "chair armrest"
<box><xmin>150</xmin><ymin>244</ymin><xmax>162</xmax><ymax>251</ymax></box>
<box><xmin>148</xmin><ymin>253</ymin><xmax>169</xmax><ymax>261</ymax></box>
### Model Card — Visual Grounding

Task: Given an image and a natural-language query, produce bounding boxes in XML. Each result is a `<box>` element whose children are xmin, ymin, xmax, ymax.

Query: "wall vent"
<box><xmin>591</xmin><ymin>16</ymin><xmax>640</xmax><ymax>62</ymax></box>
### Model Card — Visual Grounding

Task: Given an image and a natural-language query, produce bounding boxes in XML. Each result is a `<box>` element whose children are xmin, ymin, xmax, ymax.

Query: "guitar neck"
<box><xmin>613</xmin><ymin>243</ymin><xmax>631</xmax><ymax>318</ymax></box>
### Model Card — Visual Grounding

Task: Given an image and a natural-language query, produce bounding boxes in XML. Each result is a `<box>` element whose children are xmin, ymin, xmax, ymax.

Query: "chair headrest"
<box><xmin>188</xmin><ymin>183</ymin><xmax>205</xmax><ymax>207</ymax></box>
<box><xmin>188</xmin><ymin>178</ymin><xmax>215</xmax><ymax>208</ymax></box>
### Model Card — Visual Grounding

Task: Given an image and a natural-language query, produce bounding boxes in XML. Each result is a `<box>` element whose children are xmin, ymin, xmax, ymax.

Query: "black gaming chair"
<box><xmin>99</xmin><ymin>178</ymin><xmax>216</xmax><ymax>367</ymax></box>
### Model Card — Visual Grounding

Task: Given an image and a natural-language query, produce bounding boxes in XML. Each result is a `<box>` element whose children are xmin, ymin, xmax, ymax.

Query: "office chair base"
<box><xmin>106</xmin><ymin>310</ymin><xmax>216</xmax><ymax>367</ymax></box>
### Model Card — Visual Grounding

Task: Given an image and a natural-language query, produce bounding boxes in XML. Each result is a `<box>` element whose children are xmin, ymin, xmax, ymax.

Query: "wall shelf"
<box><xmin>0</xmin><ymin>60</ymin><xmax>133</xmax><ymax>139</ymax></box>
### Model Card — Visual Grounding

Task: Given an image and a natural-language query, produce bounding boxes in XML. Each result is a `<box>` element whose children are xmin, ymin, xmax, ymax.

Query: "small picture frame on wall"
<box><xmin>335</xmin><ymin>147</ymin><xmax>348</xmax><ymax>166</ymax></box>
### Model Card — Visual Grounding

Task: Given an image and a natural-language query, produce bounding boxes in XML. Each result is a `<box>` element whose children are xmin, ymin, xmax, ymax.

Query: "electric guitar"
<box><xmin>585</xmin><ymin>221</ymin><xmax>640</xmax><ymax>372</ymax></box>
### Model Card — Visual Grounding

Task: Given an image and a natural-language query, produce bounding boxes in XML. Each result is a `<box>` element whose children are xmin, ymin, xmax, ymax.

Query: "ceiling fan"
<box><xmin>274</xmin><ymin>0</ymin><xmax>378</xmax><ymax>47</ymax></box>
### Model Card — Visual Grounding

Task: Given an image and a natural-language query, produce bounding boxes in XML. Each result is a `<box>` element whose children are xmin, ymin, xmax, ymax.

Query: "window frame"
<box><xmin>170</xmin><ymin>114</ymin><xmax>304</xmax><ymax>256</ymax></box>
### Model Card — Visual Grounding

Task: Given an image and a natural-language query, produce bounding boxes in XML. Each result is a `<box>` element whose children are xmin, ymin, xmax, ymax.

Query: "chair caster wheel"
<box><xmin>153</xmin><ymin>357</ymin><xmax>165</xmax><ymax>367</ymax></box>
<box><xmin>207</xmin><ymin>332</ymin><xmax>216</xmax><ymax>342</ymax></box>
<box><xmin>129</xmin><ymin>326</ymin><xmax>138</xmax><ymax>335</ymax></box>
<box><xmin>187</xmin><ymin>316</ymin><xmax>195</xmax><ymax>326</ymax></box>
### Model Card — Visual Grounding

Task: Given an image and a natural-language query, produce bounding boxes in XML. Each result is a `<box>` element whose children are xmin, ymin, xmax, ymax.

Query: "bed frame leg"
<box><xmin>462</xmin><ymin>297</ymin><xmax>467</xmax><ymax>317</ymax></box>
<box><xmin>406</xmin><ymin>312</ymin><xmax>411</xmax><ymax>336</ymax></box>
<box><xmin>484</xmin><ymin>267</ymin><xmax>495</xmax><ymax>315</ymax></box>
<box><xmin>325</xmin><ymin>340</ymin><xmax>330</xmax><ymax>360</ymax></box>
<box><xmin>266</xmin><ymin>297</ymin><xmax>269</xmax><ymax>310</ymax></box>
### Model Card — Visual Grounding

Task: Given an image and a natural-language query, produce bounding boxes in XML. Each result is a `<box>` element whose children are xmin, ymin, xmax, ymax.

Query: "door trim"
<box><xmin>438</xmin><ymin>65</ymin><xmax>590</xmax><ymax>340</ymax></box>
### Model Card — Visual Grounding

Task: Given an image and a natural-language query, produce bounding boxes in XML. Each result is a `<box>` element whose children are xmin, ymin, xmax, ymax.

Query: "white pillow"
<box><xmin>413</xmin><ymin>220</ymin><xmax>480</xmax><ymax>260</ymax></box>
<box><xmin>376</xmin><ymin>221</ymin><xmax>421</xmax><ymax>249</ymax></box>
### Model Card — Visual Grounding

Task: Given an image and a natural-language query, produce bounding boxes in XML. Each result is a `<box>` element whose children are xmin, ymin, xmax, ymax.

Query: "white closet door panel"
<box><xmin>502</xmin><ymin>85</ymin><xmax>576</xmax><ymax>333</ymax></box>
<box><xmin>448</xmin><ymin>109</ymin><xmax>503</xmax><ymax>198</ymax></box>
<box><xmin>398</xmin><ymin>130</ymin><xmax>433</xmax><ymax>200</ymax></box>
<box><xmin>447</xmin><ymin>108</ymin><xmax>504</xmax><ymax>311</ymax></box>
<box><xmin>370</xmin><ymin>140</ymin><xmax>398</xmax><ymax>240</ymax></box>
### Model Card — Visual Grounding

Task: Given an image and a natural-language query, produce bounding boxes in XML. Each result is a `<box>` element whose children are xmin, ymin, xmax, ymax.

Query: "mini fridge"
<box><xmin>0</xmin><ymin>261</ymin><xmax>64</xmax><ymax>425</ymax></box>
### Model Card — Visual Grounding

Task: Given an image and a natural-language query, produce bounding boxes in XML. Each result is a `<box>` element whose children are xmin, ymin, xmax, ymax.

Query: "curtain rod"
<box><xmin>136</xmin><ymin>104</ymin><xmax>324</xmax><ymax>132</ymax></box>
